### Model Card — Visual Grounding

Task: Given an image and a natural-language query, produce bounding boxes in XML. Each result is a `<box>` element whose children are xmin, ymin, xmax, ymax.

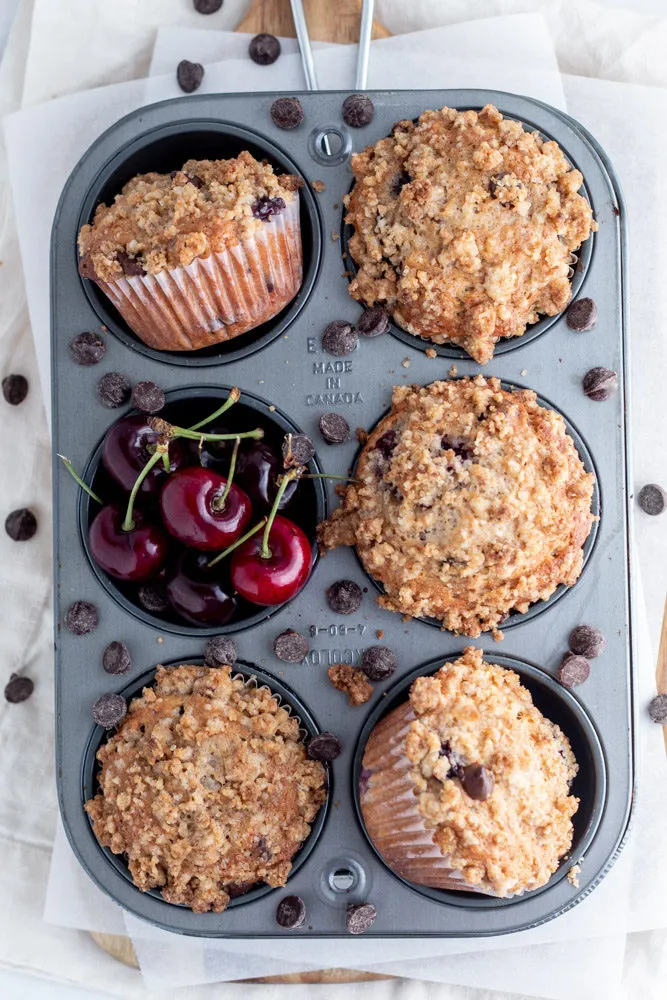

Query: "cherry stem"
<box><xmin>211</xmin><ymin>436</ymin><xmax>240</xmax><ymax>513</ymax></box>
<box><xmin>122</xmin><ymin>450</ymin><xmax>163</xmax><ymax>532</ymax></box>
<box><xmin>57</xmin><ymin>455</ymin><xmax>103</xmax><ymax>504</ymax></box>
<box><xmin>187</xmin><ymin>387</ymin><xmax>241</xmax><ymax>432</ymax></box>
<box><xmin>298</xmin><ymin>472</ymin><xmax>361</xmax><ymax>484</ymax></box>
<box><xmin>173</xmin><ymin>426</ymin><xmax>263</xmax><ymax>443</ymax></box>
<box><xmin>261</xmin><ymin>468</ymin><xmax>298</xmax><ymax>560</ymax></box>
<box><xmin>207</xmin><ymin>517</ymin><xmax>267</xmax><ymax>569</ymax></box>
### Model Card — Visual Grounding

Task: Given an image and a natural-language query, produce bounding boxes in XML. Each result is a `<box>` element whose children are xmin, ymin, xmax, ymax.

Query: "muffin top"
<box><xmin>318</xmin><ymin>376</ymin><xmax>595</xmax><ymax>636</ymax></box>
<box><xmin>405</xmin><ymin>647</ymin><xmax>579</xmax><ymax>896</ymax></box>
<box><xmin>345</xmin><ymin>104</ymin><xmax>596</xmax><ymax>363</ymax></box>
<box><xmin>85</xmin><ymin>664</ymin><xmax>326</xmax><ymax>913</ymax></box>
<box><xmin>78</xmin><ymin>151</ymin><xmax>302</xmax><ymax>282</ymax></box>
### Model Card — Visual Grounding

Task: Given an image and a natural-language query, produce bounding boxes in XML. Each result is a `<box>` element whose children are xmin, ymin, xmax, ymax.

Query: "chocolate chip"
<box><xmin>132</xmin><ymin>381</ymin><xmax>165</xmax><ymax>414</ymax></box>
<box><xmin>374</xmin><ymin>429</ymin><xmax>397</xmax><ymax>461</ymax></box>
<box><xmin>5</xmin><ymin>508</ymin><xmax>37</xmax><ymax>541</ymax></box>
<box><xmin>273</xmin><ymin>629</ymin><xmax>309</xmax><ymax>663</ymax></box>
<box><xmin>648</xmin><ymin>694</ymin><xmax>667</xmax><ymax>724</ymax></box>
<box><xmin>307</xmin><ymin>732</ymin><xmax>342</xmax><ymax>762</ymax></box>
<box><xmin>270</xmin><ymin>97</ymin><xmax>304</xmax><ymax>130</ymax></box>
<box><xmin>566</xmin><ymin>297</ymin><xmax>597</xmax><ymax>331</ymax></box>
<box><xmin>569</xmin><ymin>624</ymin><xmax>606</xmax><ymax>659</ymax></box>
<box><xmin>322</xmin><ymin>320</ymin><xmax>357</xmax><ymax>357</ymax></box>
<box><xmin>249</xmin><ymin>33</ymin><xmax>281</xmax><ymax>65</ymax></box>
<box><xmin>252</xmin><ymin>195</ymin><xmax>286</xmax><ymax>221</ymax></box>
<box><xmin>97</xmin><ymin>372</ymin><xmax>131</xmax><ymax>408</ymax></box>
<box><xmin>116</xmin><ymin>251</ymin><xmax>146</xmax><ymax>277</ymax></box>
<box><xmin>204</xmin><ymin>635</ymin><xmax>238</xmax><ymax>667</ymax></box>
<box><xmin>276</xmin><ymin>895</ymin><xmax>306</xmax><ymax>929</ymax></box>
<box><xmin>583</xmin><ymin>367</ymin><xmax>618</xmax><ymax>401</ymax></box>
<box><xmin>346</xmin><ymin>902</ymin><xmax>377</xmax><ymax>935</ymax></box>
<box><xmin>461</xmin><ymin>764</ymin><xmax>494</xmax><ymax>801</ymax></box>
<box><xmin>92</xmin><ymin>693</ymin><xmax>127</xmax><ymax>729</ymax></box>
<box><xmin>342</xmin><ymin>94</ymin><xmax>375</xmax><ymax>128</ymax></box>
<box><xmin>319</xmin><ymin>412</ymin><xmax>350</xmax><ymax>444</ymax></box>
<box><xmin>193</xmin><ymin>0</ymin><xmax>222</xmax><ymax>12</ymax></box>
<box><xmin>441</xmin><ymin>438</ymin><xmax>473</xmax><ymax>462</ymax></box>
<box><xmin>282</xmin><ymin>433</ymin><xmax>315</xmax><ymax>466</ymax></box>
<box><xmin>356</xmin><ymin>306</ymin><xmax>390</xmax><ymax>338</ymax></box>
<box><xmin>64</xmin><ymin>600</ymin><xmax>98</xmax><ymax>635</ymax></box>
<box><xmin>360</xmin><ymin>646</ymin><xmax>397</xmax><ymax>681</ymax></box>
<box><xmin>4</xmin><ymin>674</ymin><xmax>34</xmax><ymax>703</ymax></box>
<box><xmin>558</xmin><ymin>652</ymin><xmax>591</xmax><ymax>688</ymax></box>
<box><xmin>78</xmin><ymin>253</ymin><xmax>97</xmax><ymax>280</ymax></box>
<box><xmin>326</xmin><ymin>579</ymin><xmax>363</xmax><ymax>615</ymax></box>
<box><xmin>391</xmin><ymin>171</ymin><xmax>411</xmax><ymax>197</ymax></box>
<box><xmin>103</xmin><ymin>641</ymin><xmax>132</xmax><ymax>675</ymax></box>
<box><xmin>185</xmin><ymin>173</ymin><xmax>206</xmax><ymax>189</ymax></box>
<box><xmin>69</xmin><ymin>332</ymin><xmax>106</xmax><ymax>367</ymax></box>
<box><xmin>2</xmin><ymin>374</ymin><xmax>28</xmax><ymax>405</ymax></box>
<box><xmin>638</xmin><ymin>484</ymin><xmax>666</xmax><ymax>516</ymax></box>
<box><xmin>177</xmin><ymin>59</ymin><xmax>204</xmax><ymax>94</ymax></box>
<box><xmin>138</xmin><ymin>584</ymin><xmax>170</xmax><ymax>613</ymax></box>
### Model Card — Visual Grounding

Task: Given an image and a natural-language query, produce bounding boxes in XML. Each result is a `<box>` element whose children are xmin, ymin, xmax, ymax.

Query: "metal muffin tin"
<box><xmin>51</xmin><ymin>89</ymin><xmax>633</xmax><ymax>939</ymax></box>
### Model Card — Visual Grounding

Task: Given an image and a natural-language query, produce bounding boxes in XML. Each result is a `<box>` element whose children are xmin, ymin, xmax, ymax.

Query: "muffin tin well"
<box><xmin>52</xmin><ymin>89</ymin><xmax>633</xmax><ymax>938</ymax></box>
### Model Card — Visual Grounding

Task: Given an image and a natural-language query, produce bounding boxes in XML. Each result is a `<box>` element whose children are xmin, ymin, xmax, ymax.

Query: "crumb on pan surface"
<box><xmin>85</xmin><ymin>664</ymin><xmax>326</xmax><ymax>913</ymax></box>
<box><xmin>344</xmin><ymin>104</ymin><xmax>596</xmax><ymax>363</ymax></box>
<box><xmin>78</xmin><ymin>151</ymin><xmax>303</xmax><ymax>282</ymax></box>
<box><xmin>317</xmin><ymin>376</ymin><xmax>595</xmax><ymax>636</ymax></box>
<box><xmin>328</xmin><ymin>663</ymin><xmax>373</xmax><ymax>706</ymax></box>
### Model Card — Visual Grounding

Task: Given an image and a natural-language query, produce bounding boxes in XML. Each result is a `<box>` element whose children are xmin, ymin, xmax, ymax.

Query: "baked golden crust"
<box><xmin>345</xmin><ymin>104</ymin><xmax>596</xmax><ymax>363</ymax></box>
<box><xmin>78</xmin><ymin>151</ymin><xmax>302</xmax><ymax>282</ymax></box>
<box><xmin>85</xmin><ymin>665</ymin><xmax>326</xmax><ymax>913</ymax></box>
<box><xmin>318</xmin><ymin>377</ymin><xmax>595</xmax><ymax>636</ymax></box>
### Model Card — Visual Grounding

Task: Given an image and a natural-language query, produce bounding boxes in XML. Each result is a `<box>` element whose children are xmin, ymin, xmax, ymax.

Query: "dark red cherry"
<box><xmin>186</xmin><ymin>423</ymin><xmax>233</xmax><ymax>468</ymax></box>
<box><xmin>166</xmin><ymin>550</ymin><xmax>238</xmax><ymax>626</ymax></box>
<box><xmin>230</xmin><ymin>515</ymin><xmax>312</xmax><ymax>606</ymax></box>
<box><xmin>236</xmin><ymin>441</ymin><xmax>297</xmax><ymax>511</ymax></box>
<box><xmin>102</xmin><ymin>414</ymin><xmax>185</xmax><ymax>495</ymax></box>
<box><xmin>159</xmin><ymin>466</ymin><xmax>252</xmax><ymax>551</ymax></box>
<box><xmin>89</xmin><ymin>505</ymin><xmax>169</xmax><ymax>582</ymax></box>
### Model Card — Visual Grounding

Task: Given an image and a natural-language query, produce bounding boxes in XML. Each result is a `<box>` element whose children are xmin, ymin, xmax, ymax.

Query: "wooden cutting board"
<box><xmin>91</xmin><ymin>0</ymin><xmax>392</xmax><ymax>981</ymax></box>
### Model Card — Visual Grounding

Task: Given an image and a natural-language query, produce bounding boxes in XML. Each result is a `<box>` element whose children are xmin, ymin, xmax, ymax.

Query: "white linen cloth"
<box><xmin>0</xmin><ymin>1</ymin><xmax>666</xmax><ymax>997</ymax></box>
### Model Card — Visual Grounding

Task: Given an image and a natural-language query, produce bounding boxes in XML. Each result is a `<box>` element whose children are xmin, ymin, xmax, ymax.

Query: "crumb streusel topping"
<box><xmin>85</xmin><ymin>665</ymin><xmax>326</xmax><ymax>913</ymax></box>
<box><xmin>78</xmin><ymin>151</ymin><xmax>302</xmax><ymax>282</ymax></box>
<box><xmin>318</xmin><ymin>377</ymin><xmax>595</xmax><ymax>636</ymax></box>
<box><xmin>345</xmin><ymin>104</ymin><xmax>596</xmax><ymax>363</ymax></box>
<box><xmin>328</xmin><ymin>663</ymin><xmax>373</xmax><ymax>706</ymax></box>
<box><xmin>405</xmin><ymin>647</ymin><xmax>579</xmax><ymax>896</ymax></box>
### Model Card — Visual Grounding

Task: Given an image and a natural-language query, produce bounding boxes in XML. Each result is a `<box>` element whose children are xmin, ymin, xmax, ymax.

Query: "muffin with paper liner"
<box><xmin>359</xmin><ymin>647</ymin><xmax>579</xmax><ymax>898</ymax></box>
<box><xmin>77</xmin><ymin>151</ymin><xmax>303</xmax><ymax>351</ymax></box>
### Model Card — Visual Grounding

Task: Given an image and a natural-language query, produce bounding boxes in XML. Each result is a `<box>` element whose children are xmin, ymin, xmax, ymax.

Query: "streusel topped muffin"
<box><xmin>318</xmin><ymin>377</ymin><xmax>595</xmax><ymax>636</ymax></box>
<box><xmin>345</xmin><ymin>104</ymin><xmax>596</xmax><ymax>363</ymax></box>
<box><xmin>85</xmin><ymin>665</ymin><xmax>326</xmax><ymax>913</ymax></box>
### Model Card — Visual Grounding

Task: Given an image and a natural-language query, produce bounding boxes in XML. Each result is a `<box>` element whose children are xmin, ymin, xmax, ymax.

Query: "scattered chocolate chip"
<box><xmin>282</xmin><ymin>433</ymin><xmax>315</xmax><ymax>466</ymax></box>
<box><xmin>177</xmin><ymin>59</ymin><xmax>205</xmax><ymax>94</ymax></box>
<box><xmin>116</xmin><ymin>251</ymin><xmax>146</xmax><ymax>277</ymax></box>
<box><xmin>319</xmin><ymin>412</ymin><xmax>350</xmax><ymax>444</ymax></box>
<box><xmin>270</xmin><ymin>97</ymin><xmax>304</xmax><ymax>130</ymax></box>
<box><xmin>2</xmin><ymin>374</ymin><xmax>28</xmax><ymax>405</ymax></box>
<box><xmin>638</xmin><ymin>483</ymin><xmax>666</xmax><ymax>516</ymax></box>
<box><xmin>322</xmin><ymin>320</ymin><xmax>357</xmax><ymax>357</ymax></box>
<box><xmin>132</xmin><ymin>381</ymin><xmax>165</xmax><ymax>414</ymax></box>
<box><xmin>64</xmin><ymin>600</ymin><xmax>98</xmax><ymax>635</ymax></box>
<box><xmin>569</xmin><ymin>624</ymin><xmax>606</xmax><ymax>659</ymax></box>
<box><xmin>138</xmin><ymin>584</ymin><xmax>170</xmax><ymax>613</ymax></box>
<box><xmin>5</xmin><ymin>508</ymin><xmax>37</xmax><ymax>542</ymax></box>
<box><xmin>97</xmin><ymin>372</ymin><xmax>131</xmax><ymax>409</ymax></box>
<box><xmin>276</xmin><ymin>895</ymin><xmax>306</xmax><ymax>929</ymax></box>
<box><xmin>583</xmin><ymin>367</ymin><xmax>618</xmax><ymax>401</ymax></box>
<box><xmin>102</xmin><ymin>641</ymin><xmax>132</xmax><ymax>675</ymax></box>
<box><xmin>4</xmin><ymin>674</ymin><xmax>34</xmax><ymax>703</ymax></box>
<box><xmin>558</xmin><ymin>652</ymin><xmax>591</xmax><ymax>688</ymax></box>
<box><xmin>326</xmin><ymin>579</ymin><xmax>363</xmax><ymax>615</ymax></box>
<box><xmin>356</xmin><ymin>306</ymin><xmax>390</xmax><ymax>338</ymax></box>
<box><xmin>346</xmin><ymin>902</ymin><xmax>377</xmax><ymax>935</ymax></box>
<box><xmin>193</xmin><ymin>0</ymin><xmax>222</xmax><ymax>12</ymax></box>
<box><xmin>307</xmin><ymin>732</ymin><xmax>342</xmax><ymax>762</ymax></box>
<box><xmin>252</xmin><ymin>195</ymin><xmax>286</xmax><ymax>221</ymax></box>
<box><xmin>204</xmin><ymin>635</ymin><xmax>238</xmax><ymax>667</ymax></box>
<box><xmin>69</xmin><ymin>332</ymin><xmax>106</xmax><ymax>367</ymax></box>
<box><xmin>360</xmin><ymin>646</ymin><xmax>397</xmax><ymax>681</ymax></box>
<box><xmin>566</xmin><ymin>297</ymin><xmax>597</xmax><ymax>331</ymax></box>
<box><xmin>461</xmin><ymin>764</ymin><xmax>494</xmax><ymax>801</ymax></box>
<box><xmin>342</xmin><ymin>94</ymin><xmax>375</xmax><ymax>128</ymax></box>
<box><xmin>92</xmin><ymin>692</ymin><xmax>127</xmax><ymax>729</ymax></box>
<box><xmin>273</xmin><ymin>629</ymin><xmax>309</xmax><ymax>663</ymax></box>
<box><xmin>648</xmin><ymin>694</ymin><xmax>667</xmax><ymax>724</ymax></box>
<box><xmin>249</xmin><ymin>33</ymin><xmax>281</xmax><ymax>65</ymax></box>
<box><xmin>391</xmin><ymin>170</ymin><xmax>411</xmax><ymax>196</ymax></box>
<box><xmin>374</xmin><ymin>429</ymin><xmax>397</xmax><ymax>462</ymax></box>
